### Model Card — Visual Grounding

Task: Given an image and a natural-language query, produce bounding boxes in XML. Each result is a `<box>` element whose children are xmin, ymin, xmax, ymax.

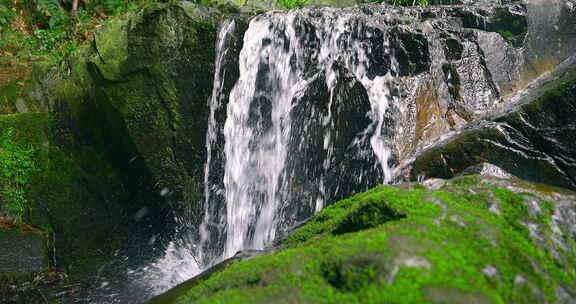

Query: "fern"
<box><xmin>0</xmin><ymin>128</ymin><xmax>40</xmax><ymax>222</ymax></box>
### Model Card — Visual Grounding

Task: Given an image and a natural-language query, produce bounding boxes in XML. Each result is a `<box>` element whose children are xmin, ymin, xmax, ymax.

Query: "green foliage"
<box><xmin>0</xmin><ymin>3</ymin><xmax>17</xmax><ymax>26</ymax></box>
<box><xmin>0</xmin><ymin>128</ymin><xmax>40</xmax><ymax>222</ymax></box>
<box><xmin>37</xmin><ymin>0</ymin><xmax>71</xmax><ymax>29</ymax></box>
<box><xmin>385</xmin><ymin>0</ymin><xmax>429</xmax><ymax>5</ymax></box>
<box><xmin>277</xmin><ymin>0</ymin><xmax>309</xmax><ymax>9</ymax></box>
<box><xmin>32</xmin><ymin>29</ymin><xmax>67</xmax><ymax>53</ymax></box>
<box><xmin>0</xmin><ymin>0</ymin><xmax>168</xmax><ymax>68</ymax></box>
<box><xmin>104</xmin><ymin>0</ymin><xmax>127</xmax><ymax>14</ymax></box>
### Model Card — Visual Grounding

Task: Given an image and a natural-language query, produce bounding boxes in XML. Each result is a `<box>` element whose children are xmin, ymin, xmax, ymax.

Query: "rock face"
<box><xmin>20</xmin><ymin>2</ymin><xmax>222</xmax><ymax>210</ymax></box>
<box><xmin>83</xmin><ymin>2</ymin><xmax>218</xmax><ymax>201</ymax></box>
<box><xmin>0</xmin><ymin>2</ymin><xmax>225</xmax><ymax>279</ymax></box>
<box><xmin>149</xmin><ymin>173</ymin><xmax>576</xmax><ymax>303</ymax></box>
<box><xmin>0</xmin><ymin>112</ymin><xmax>132</xmax><ymax>279</ymax></box>
<box><xmin>0</xmin><ymin>0</ymin><xmax>573</xmax><ymax>300</ymax></box>
<box><xmin>203</xmin><ymin>0</ymin><xmax>576</xmax><ymax>209</ymax></box>
<box><xmin>411</xmin><ymin>55</ymin><xmax>576</xmax><ymax>190</ymax></box>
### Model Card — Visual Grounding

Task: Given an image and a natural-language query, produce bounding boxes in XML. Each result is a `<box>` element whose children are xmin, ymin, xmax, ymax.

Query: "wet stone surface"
<box><xmin>0</xmin><ymin>229</ymin><xmax>45</xmax><ymax>275</ymax></box>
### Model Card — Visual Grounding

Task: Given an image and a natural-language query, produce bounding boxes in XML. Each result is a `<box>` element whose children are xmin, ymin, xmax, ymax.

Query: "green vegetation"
<box><xmin>277</xmin><ymin>0</ymin><xmax>308</xmax><ymax>9</ymax></box>
<box><xmin>151</xmin><ymin>175</ymin><xmax>576</xmax><ymax>304</ymax></box>
<box><xmin>0</xmin><ymin>0</ymin><xmax>170</xmax><ymax>68</ymax></box>
<box><xmin>0</xmin><ymin>126</ymin><xmax>40</xmax><ymax>222</ymax></box>
<box><xmin>0</xmin><ymin>0</ymin><xmax>432</xmax><ymax>71</ymax></box>
<box><xmin>0</xmin><ymin>111</ymin><xmax>139</xmax><ymax>279</ymax></box>
<box><xmin>0</xmin><ymin>1</ymin><xmax>16</xmax><ymax>25</ymax></box>
<box><xmin>0</xmin><ymin>0</ymin><xmax>220</xmax><ymax>278</ymax></box>
<box><xmin>387</xmin><ymin>0</ymin><xmax>428</xmax><ymax>6</ymax></box>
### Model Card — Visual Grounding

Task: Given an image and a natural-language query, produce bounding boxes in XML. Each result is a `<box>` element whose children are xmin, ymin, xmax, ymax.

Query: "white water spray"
<box><xmin>135</xmin><ymin>7</ymin><xmax>412</xmax><ymax>299</ymax></box>
<box><xmin>213</xmin><ymin>9</ymin><xmax>402</xmax><ymax>260</ymax></box>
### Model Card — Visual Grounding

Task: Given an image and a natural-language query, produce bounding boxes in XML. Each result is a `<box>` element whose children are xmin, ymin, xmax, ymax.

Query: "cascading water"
<box><xmin>200</xmin><ymin>8</ymin><xmax>411</xmax><ymax>270</ymax></box>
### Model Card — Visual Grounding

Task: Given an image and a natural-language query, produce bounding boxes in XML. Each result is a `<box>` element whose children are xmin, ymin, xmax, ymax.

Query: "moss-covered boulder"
<box><xmin>79</xmin><ymin>2</ymin><xmax>218</xmax><ymax>204</ymax></box>
<box><xmin>149</xmin><ymin>173</ymin><xmax>576</xmax><ymax>303</ymax></box>
<box><xmin>0</xmin><ymin>1</ymin><xmax>231</xmax><ymax>281</ymax></box>
<box><xmin>11</xmin><ymin>1</ymin><xmax>223</xmax><ymax>213</ymax></box>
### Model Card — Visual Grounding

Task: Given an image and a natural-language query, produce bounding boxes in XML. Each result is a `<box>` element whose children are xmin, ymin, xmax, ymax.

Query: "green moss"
<box><xmin>0</xmin><ymin>79</ymin><xmax>24</xmax><ymax>113</ymax></box>
<box><xmin>91</xmin><ymin>16</ymin><xmax>130</xmax><ymax>82</ymax></box>
<box><xmin>518</xmin><ymin>78</ymin><xmax>576</xmax><ymax>116</ymax></box>
<box><xmin>277</xmin><ymin>0</ymin><xmax>310</xmax><ymax>9</ymax></box>
<box><xmin>450</xmin><ymin>175</ymin><xmax>479</xmax><ymax>188</ymax></box>
<box><xmin>493</xmin><ymin>8</ymin><xmax>527</xmax><ymax>47</ymax></box>
<box><xmin>0</xmin><ymin>112</ymin><xmax>51</xmax><ymax>144</ymax></box>
<box><xmin>0</xmin><ymin>111</ymin><xmax>135</xmax><ymax>279</ymax></box>
<box><xmin>151</xmin><ymin>175</ymin><xmax>576</xmax><ymax>304</ymax></box>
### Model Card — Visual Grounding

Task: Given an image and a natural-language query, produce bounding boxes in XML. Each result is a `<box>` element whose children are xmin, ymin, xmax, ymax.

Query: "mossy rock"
<box><xmin>150</xmin><ymin>174</ymin><xmax>576</xmax><ymax>303</ymax></box>
<box><xmin>3</xmin><ymin>2</ymin><xmax>213</xmax><ymax>235</ymax></box>
<box><xmin>0</xmin><ymin>0</ymin><xmax>224</xmax><ymax>280</ymax></box>
<box><xmin>0</xmin><ymin>112</ymin><xmax>133</xmax><ymax>280</ymax></box>
<box><xmin>24</xmin><ymin>1</ymin><xmax>222</xmax><ymax>207</ymax></box>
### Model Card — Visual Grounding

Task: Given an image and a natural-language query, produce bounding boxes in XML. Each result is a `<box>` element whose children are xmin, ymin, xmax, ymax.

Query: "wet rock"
<box><xmin>194</xmin><ymin>0</ymin><xmax>576</xmax><ymax>273</ymax></box>
<box><xmin>458</xmin><ymin>162</ymin><xmax>514</xmax><ymax>179</ymax></box>
<box><xmin>0</xmin><ymin>112</ymin><xmax>137</xmax><ymax>281</ymax></box>
<box><xmin>147</xmin><ymin>247</ymin><xmax>279</xmax><ymax>304</ymax></box>
<box><xmin>0</xmin><ymin>268</ymin><xmax>82</xmax><ymax>304</ymax></box>
<box><xmin>16</xmin><ymin>0</ymin><xmax>575</xmax><ymax>219</ymax></box>
<box><xmin>411</xmin><ymin>55</ymin><xmax>576</xmax><ymax>190</ymax></box>
<box><xmin>208</xmin><ymin>0</ymin><xmax>574</xmax><ymax>176</ymax></box>
<box><xmin>6</xmin><ymin>0</ymin><xmax>574</xmax><ymax>296</ymax></box>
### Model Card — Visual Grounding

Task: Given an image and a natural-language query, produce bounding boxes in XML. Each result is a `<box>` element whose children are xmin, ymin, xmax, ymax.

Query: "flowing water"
<box><xmin>131</xmin><ymin>7</ymin><xmax>436</xmax><ymax>300</ymax></box>
<box><xmin>141</xmin><ymin>8</ymin><xmax>416</xmax><ymax>295</ymax></box>
<box><xmin>209</xmin><ymin>10</ymin><xmax>402</xmax><ymax>260</ymax></box>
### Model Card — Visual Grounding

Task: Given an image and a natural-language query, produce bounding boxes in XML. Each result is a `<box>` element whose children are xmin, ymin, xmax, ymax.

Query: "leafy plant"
<box><xmin>278</xmin><ymin>0</ymin><xmax>309</xmax><ymax>9</ymax></box>
<box><xmin>37</xmin><ymin>0</ymin><xmax>72</xmax><ymax>29</ymax></box>
<box><xmin>0</xmin><ymin>3</ymin><xmax>17</xmax><ymax>26</ymax></box>
<box><xmin>104</xmin><ymin>0</ymin><xmax>126</xmax><ymax>14</ymax></box>
<box><xmin>0</xmin><ymin>128</ymin><xmax>40</xmax><ymax>222</ymax></box>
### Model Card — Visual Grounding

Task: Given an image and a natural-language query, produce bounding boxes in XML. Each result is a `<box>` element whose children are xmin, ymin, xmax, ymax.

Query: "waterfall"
<box><xmin>137</xmin><ymin>6</ymin><xmax>436</xmax><ymax>298</ymax></box>
<box><xmin>202</xmin><ymin>7</ymin><xmax>406</xmax><ymax>268</ymax></box>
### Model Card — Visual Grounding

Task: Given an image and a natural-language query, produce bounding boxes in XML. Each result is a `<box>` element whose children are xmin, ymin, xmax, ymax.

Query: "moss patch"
<box><xmin>0</xmin><ymin>112</ymin><xmax>134</xmax><ymax>279</ymax></box>
<box><xmin>151</xmin><ymin>175</ymin><xmax>576</xmax><ymax>304</ymax></box>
